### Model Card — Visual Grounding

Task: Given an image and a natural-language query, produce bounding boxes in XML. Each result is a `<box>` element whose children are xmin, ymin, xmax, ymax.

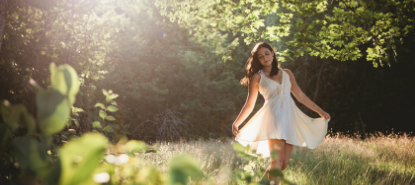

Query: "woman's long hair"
<box><xmin>240</xmin><ymin>42</ymin><xmax>280</xmax><ymax>86</ymax></box>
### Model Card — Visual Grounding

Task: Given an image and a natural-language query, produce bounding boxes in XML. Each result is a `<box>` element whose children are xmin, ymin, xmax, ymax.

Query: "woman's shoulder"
<box><xmin>252</xmin><ymin>72</ymin><xmax>261</xmax><ymax>80</ymax></box>
<box><xmin>282</xmin><ymin>68</ymin><xmax>291</xmax><ymax>73</ymax></box>
<box><xmin>281</xmin><ymin>68</ymin><xmax>296</xmax><ymax>80</ymax></box>
<box><xmin>282</xmin><ymin>68</ymin><xmax>293</xmax><ymax>75</ymax></box>
<box><xmin>250</xmin><ymin>72</ymin><xmax>261</xmax><ymax>83</ymax></box>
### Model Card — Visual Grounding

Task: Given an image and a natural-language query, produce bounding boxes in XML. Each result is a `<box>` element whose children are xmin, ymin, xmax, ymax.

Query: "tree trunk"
<box><xmin>0</xmin><ymin>0</ymin><xmax>7</xmax><ymax>52</ymax></box>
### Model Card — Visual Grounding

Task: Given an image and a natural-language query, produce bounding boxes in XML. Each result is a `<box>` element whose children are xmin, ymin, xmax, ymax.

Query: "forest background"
<box><xmin>0</xmin><ymin>0</ymin><xmax>415</xmax><ymax>184</ymax></box>
<box><xmin>1</xmin><ymin>0</ymin><xmax>414</xmax><ymax>141</ymax></box>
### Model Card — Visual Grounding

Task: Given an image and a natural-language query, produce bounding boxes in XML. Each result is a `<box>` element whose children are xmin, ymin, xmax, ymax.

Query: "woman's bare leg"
<box><xmin>267</xmin><ymin>139</ymin><xmax>286</xmax><ymax>184</ymax></box>
<box><xmin>281</xmin><ymin>143</ymin><xmax>293</xmax><ymax>170</ymax></box>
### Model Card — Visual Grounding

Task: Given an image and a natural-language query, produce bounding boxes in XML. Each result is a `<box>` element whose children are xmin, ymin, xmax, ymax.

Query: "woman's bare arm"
<box><xmin>285</xmin><ymin>69</ymin><xmax>330</xmax><ymax>119</ymax></box>
<box><xmin>232</xmin><ymin>73</ymin><xmax>261</xmax><ymax>135</ymax></box>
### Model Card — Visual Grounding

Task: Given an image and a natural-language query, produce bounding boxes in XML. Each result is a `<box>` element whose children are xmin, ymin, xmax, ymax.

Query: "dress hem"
<box><xmin>234</xmin><ymin>137</ymin><xmax>312</xmax><ymax>149</ymax></box>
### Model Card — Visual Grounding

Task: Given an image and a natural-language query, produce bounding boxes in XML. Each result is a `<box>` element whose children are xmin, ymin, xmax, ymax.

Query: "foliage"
<box><xmin>92</xmin><ymin>89</ymin><xmax>130</xmax><ymax>143</ymax></box>
<box><xmin>99</xmin><ymin>1</ymin><xmax>247</xmax><ymax>140</ymax></box>
<box><xmin>153</xmin><ymin>0</ymin><xmax>415</xmax><ymax>134</ymax></box>
<box><xmin>1</xmin><ymin>0</ymin><xmax>414</xmax><ymax>143</ymax></box>
<box><xmin>0</xmin><ymin>63</ymin><xmax>208</xmax><ymax>184</ymax></box>
<box><xmin>0</xmin><ymin>63</ymin><xmax>81</xmax><ymax>183</ymax></box>
<box><xmin>157</xmin><ymin>0</ymin><xmax>415</xmax><ymax>67</ymax></box>
<box><xmin>1</xmin><ymin>62</ymin><xmax>290</xmax><ymax>185</ymax></box>
<box><xmin>232</xmin><ymin>143</ymin><xmax>294</xmax><ymax>185</ymax></box>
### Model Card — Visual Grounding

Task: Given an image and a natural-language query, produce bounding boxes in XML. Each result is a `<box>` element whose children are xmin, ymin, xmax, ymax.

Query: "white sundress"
<box><xmin>235</xmin><ymin>69</ymin><xmax>329</xmax><ymax>157</ymax></box>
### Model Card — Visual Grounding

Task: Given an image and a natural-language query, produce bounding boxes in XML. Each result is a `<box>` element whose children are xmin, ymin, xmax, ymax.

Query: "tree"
<box><xmin>155</xmin><ymin>0</ymin><xmax>415</xmax><ymax>134</ymax></box>
<box><xmin>156</xmin><ymin>0</ymin><xmax>415</xmax><ymax>67</ymax></box>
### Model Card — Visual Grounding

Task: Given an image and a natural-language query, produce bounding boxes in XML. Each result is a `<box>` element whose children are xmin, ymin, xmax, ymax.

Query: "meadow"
<box><xmin>141</xmin><ymin>133</ymin><xmax>415</xmax><ymax>185</ymax></box>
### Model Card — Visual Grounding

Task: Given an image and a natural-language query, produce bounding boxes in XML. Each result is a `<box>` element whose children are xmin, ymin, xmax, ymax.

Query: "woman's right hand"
<box><xmin>318</xmin><ymin>110</ymin><xmax>331</xmax><ymax>120</ymax></box>
<box><xmin>232</xmin><ymin>124</ymin><xmax>239</xmax><ymax>136</ymax></box>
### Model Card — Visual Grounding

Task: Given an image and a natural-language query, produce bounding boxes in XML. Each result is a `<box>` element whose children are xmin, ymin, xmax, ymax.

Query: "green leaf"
<box><xmin>22</xmin><ymin>109</ymin><xmax>36</xmax><ymax>135</ymax></box>
<box><xmin>59</xmin><ymin>133</ymin><xmax>108</xmax><ymax>185</ymax></box>
<box><xmin>50</xmin><ymin>63</ymin><xmax>79</xmax><ymax>105</ymax></box>
<box><xmin>5</xmin><ymin>104</ymin><xmax>25</xmax><ymax>132</ymax></box>
<box><xmin>235</xmin><ymin>15</ymin><xmax>245</xmax><ymax>24</ymax></box>
<box><xmin>49</xmin><ymin>63</ymin><xmax>65</xmax><ymax>93</ymax></box>
<box><xmin>102</xmin><ymin>89</ymin><xmax>109</xmax><ymax>96</ymax></box>
<box><xmin>110</xmin><ymin>101</ymin><xmax>117</xmax><ymax>106</ymax></box>
<box><xmin>1</xmin><ymin>100</ymin><xmax>11</xmax><ymax>122</ymax></box>
<box><xmin>72</xmin><ymin>106</ymin><xmax>84</xmax><ymax>113</ymax></box>
<box><xmin>99</xmin><ymin>110</ymin><xmax>107</xmax><ymax>119</ymax></box>
<box><xmin>232</xmin><ymin>143</ymin><xmax>248</xmax><ymax>152</ymax></box>
<box><xmin>169</xmin><ymin>155</ymin><xmax>204</xmax><ymax>185</ymax></box>
<box><xmin>109</xmin><ymin>94</ymin><xmax>119</xmax><ymax>100</ymax></box>
<box><xmin>106</xmin><ymin>94</ymin><xmax>119</xmax><ymax>103</ymax></box>
<box><xmin>252</xmin><ymin>19</ymin><xmax>265</xmax><ymax>29</ymax></box>
<box><xmin>103</xmin><ymin>125</ymin><xmax>114</xmax><ymax>133</ymax></box>
<box><xmin>268</xmin><ymin>169</ymin><xmax>284</xmax><ymax>178</ymax></box>
<box><xmin>61</xmin><ymin>66</ymin><xmax>79</xmax><ymax>105</ymax></box>
<box><xmin>94</xmin><ymin>103</ymin><xmax>105</xmax><ymax>109</ymax></box>
<box><xmin>135</xmin><ymin>167</ymin><xmax>161</xmax><ymax>184</ymax></box>
<box><xmin>1</xmin><ymin>101</ymin><xmax>35</xmax><ymax>135</ymax></box>
<box><xmin>105</xmin><ymin>115</ymin><xmax>116</xmax><ymax>121</ymax></box>
<box><xmin>13</xmin><ymin>137</ymin><xmax>55</xmax><ymax>179</ymax></box>
<box><xmin>92</xmin><ymin>121</ymin><xmax>102</xmax><ymax>129</ymax></box>
<box><xmin>257</xmin><ymin>179</ymin><xmax>271</xmax><ymax>185</ymax></box>
<box><xmin>124</xmin><ymin>140</ymin><xmax>148</xmax><ymax>152</ymax></box>
<box><xmin>73</xmin><ymin>119</ymin><xmax>79</xmax><ymax>127</ymax></box>
<box><xmin>106</xmin><ymin>105</ymin><xmax>118</xmax><ymax>112</ymax></box>
<box><xmin>37</xmin><ymin>89</ymin><xmax>70</xmax><ymax>135</ymax></box>
<box><xmin>0</xmin><ymin>125</ymin><xmax>12</xmax><ymax>155</ymax></box>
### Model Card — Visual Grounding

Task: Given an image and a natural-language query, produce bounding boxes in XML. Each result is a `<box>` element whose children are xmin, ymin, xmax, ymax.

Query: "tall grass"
<box><xmin>137</xmin><ymin>133</ymin><xmax>415</xmax><ymax>184</ymax></box>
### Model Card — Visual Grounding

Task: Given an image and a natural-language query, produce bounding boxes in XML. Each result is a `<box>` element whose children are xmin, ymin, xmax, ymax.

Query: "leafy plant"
<box><xmin>92</xmin><ymin>89</ymin><xmax>128</xmax><ymax>142</ymax></box>
<box><xmin>0</xmin><ymin>63</ymin><xmax>79</xmax><ymax>184</ymax></box>
<box><xmin>232</xmin><ymin>143</ymin><xmax>294</xmax><ymax>185</ymax></box>
<box><xmin>157</xmin><ymin>0</ymin><xmax>414</xmax><ymax>67</ymax></box>
<box><xmin>0</xmin><ymin>63</ymin><xmax>209</xmax><ymax>185</ymax></box>
<box><xmin>96</xmin><ymin>89</ymin><xmax>119</xmax><ymax>122</ymax></box>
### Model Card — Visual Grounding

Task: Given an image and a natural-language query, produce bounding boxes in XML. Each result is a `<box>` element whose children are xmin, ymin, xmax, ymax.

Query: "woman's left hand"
<box><xmin>232</xmin><ymin>124</ymin><xmax>240</xmax><ymax>136</ymax></box>
<box><xmin>318</xmin><ymin>110</ymin><xmax>331</xmax><ymax>120</ymax></box>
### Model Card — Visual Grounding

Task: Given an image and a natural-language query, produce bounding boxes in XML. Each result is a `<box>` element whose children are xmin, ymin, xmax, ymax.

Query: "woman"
<box><xmin>232</xmin><ymin>42</ymin><xmax>330</xmax><ymax>183</ymax></box>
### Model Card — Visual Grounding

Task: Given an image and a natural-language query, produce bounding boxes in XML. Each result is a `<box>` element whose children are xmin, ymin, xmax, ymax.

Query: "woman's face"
<box><xmin>257</xmin><ymin>47</ymin><xmax>274</xmax><ymax>67</ymax></box>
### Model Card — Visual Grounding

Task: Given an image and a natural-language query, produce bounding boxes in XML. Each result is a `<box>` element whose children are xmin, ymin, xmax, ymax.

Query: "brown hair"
<box><xmin>240</xmin><ymin>42</ymin><xmax>280</xmax><ymax>86</ymax></box>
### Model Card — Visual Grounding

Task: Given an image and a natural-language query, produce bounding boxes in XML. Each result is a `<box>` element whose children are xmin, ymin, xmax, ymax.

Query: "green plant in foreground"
<box><xmin>0</xmin><ymin>62</ymin><xmax>239</xmax><ymax>185</ymax></box>
<box><xmin>232</xmin><ymin>143</ymin><xmax>294</xmax><ymax>185</ymax></box>
<box><xmin>0</xmin><ymin>63</ymin><xmax>80</xmax><ymax>184</ymax></box>
<box><xmin>0</xmin><ymin>62</ymin><xmax>294</xmax><ymax>184</ymax></box>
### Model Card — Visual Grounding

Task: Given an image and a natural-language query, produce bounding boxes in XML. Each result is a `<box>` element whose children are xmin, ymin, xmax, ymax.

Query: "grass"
<box><xmin>137</xmin><ymin>133</ymin><xmax>415</xmax><ymax>185</ymax></box>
